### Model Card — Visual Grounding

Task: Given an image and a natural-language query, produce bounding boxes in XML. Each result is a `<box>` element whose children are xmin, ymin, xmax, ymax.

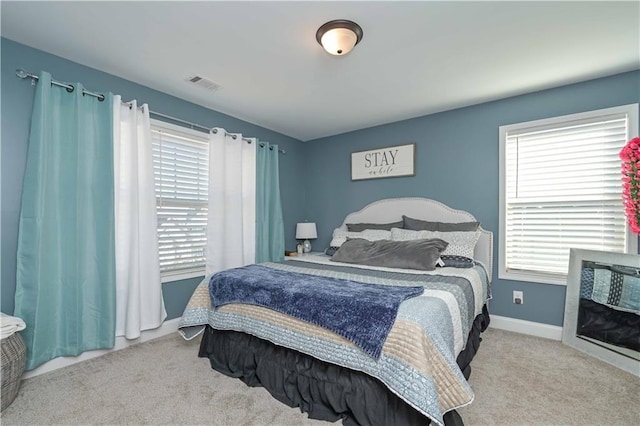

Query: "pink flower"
<box><xmin>620</xmin><ymin>137</ymin><xmax>640</xmax><ymax>164</ymax></box>
<box><xmin>620</xmin><ymin>137</ymin><xmax>640</xmax><ymax>235</ymax></box>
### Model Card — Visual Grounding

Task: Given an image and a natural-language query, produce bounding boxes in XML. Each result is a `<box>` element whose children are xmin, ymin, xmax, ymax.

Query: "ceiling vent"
<box><xmin>185</xmin><ymin>75</ymin><xmax>221</xmax><ymax>92</ymax></box>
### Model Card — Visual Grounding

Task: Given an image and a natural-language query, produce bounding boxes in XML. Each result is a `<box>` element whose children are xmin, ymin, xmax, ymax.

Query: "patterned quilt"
<box><xmin>178</xmin><ymin>256</ymin><xmax>490</xmax><ymax>426</ymax></box>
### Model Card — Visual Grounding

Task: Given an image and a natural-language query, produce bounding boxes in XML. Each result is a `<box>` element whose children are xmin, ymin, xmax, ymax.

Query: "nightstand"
<box><xmin>285</xmin><ymin>252</ymin><xmax>325</xmax><ymax>260</ymax></box>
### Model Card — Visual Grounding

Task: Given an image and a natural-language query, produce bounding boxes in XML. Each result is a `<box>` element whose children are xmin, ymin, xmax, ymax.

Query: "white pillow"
<box><xmin>329</xmin><ymin>228</ymin><xmax>392</xmax><ymax>248</ymax></box>
<box><xmin>391</xmin><ymin>228</ymin><xmax>480</xmax><ymax>259</ymax></box>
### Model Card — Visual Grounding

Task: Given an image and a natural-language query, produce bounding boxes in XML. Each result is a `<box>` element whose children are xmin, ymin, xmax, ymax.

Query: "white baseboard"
<box><xmin>23</xmin><ymin>317</ymin><xmax>181</xmax><ymax>379</ymax></box>
<box><xmin>489</xmin><ymin>314</ymin><xmax>563</xmax><ymax>341</ymax></box>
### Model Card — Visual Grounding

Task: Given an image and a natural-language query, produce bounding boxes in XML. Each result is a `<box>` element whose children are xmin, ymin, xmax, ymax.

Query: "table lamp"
<box><xmin>296</xmin><ymin>222</ymin><xmax>317</xmax><ymax>253</ymax></box>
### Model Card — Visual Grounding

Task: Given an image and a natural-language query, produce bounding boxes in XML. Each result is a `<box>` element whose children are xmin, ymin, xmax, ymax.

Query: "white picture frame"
<box><xmin>562</xmin><ymin>248</ymin><xmax>640</xmax><ymax>376</ymax></box>
<box><xmin>351</xmin><ymin>143</ymin><xmax>415</xmax><ymax>181</ymax></box>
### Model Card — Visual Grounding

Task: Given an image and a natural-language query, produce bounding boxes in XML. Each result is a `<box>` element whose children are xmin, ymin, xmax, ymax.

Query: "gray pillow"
<box><xmin>346</xmin><ymin>221</ymin><xmax>404</xmax><ymax>232</ymax></box>
<box><xmin>331</xmin><ymin>238</ymin><xmax>448</xmax><ymax>271</ymax></box>
<box><xmin>438</xmin><ymin>255</ymin><xmax>475</xmax><ymax>268</ymax></box>
<box><xmin>324</xmin><ymin>246</ymin><xmax>340</xmax><ymax>256</ymax></box>
<box><xmin>402</xmin><ymin>215</ymin><xmax>480</xmax><ymax>232</ymax></box>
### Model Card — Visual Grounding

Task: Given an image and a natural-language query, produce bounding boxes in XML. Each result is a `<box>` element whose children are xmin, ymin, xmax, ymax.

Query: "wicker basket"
<box><xmin>1</xmin><ymin>332</ymin><xmax>26</xmax><ymax>411</ymax></box>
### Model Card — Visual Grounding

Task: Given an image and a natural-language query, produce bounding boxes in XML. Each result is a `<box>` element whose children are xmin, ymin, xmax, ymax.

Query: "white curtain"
<box><xmin>206</xmin><ymin>129</ymin><xmax>256</xmax><ymax>275</ymax></box>
<box><xmin>113</xmin><ymin>96</ymin><xmax>167</xmax><ymax>339</ymax></box>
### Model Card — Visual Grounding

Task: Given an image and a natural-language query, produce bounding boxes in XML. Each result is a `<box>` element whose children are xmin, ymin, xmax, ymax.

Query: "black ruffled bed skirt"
<box><xmin>198</xmin><ymin>305</ymin><xmax>490</xmax><ymax>426</ymax></box>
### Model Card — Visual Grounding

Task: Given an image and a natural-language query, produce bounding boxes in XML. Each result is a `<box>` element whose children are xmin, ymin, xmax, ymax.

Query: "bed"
<box><xmin>178</xmin><ymin>197</ymin><xmax>493</xmax><ymax>426</ymax></box>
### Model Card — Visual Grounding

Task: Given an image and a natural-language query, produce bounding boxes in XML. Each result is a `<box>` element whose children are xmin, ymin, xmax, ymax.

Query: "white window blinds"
<box><xmin>501</xmin><ymin>105</ymin><xmax>637</xmax><ymax>283</ymax></box>
<box><xmin>151</xmin><ymin>123</ymin><xmax>209</xmax><ymax>278</ymax></box>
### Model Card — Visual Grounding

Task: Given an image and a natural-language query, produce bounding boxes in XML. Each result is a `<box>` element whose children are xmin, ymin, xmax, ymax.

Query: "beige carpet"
<box><xmin>1</xmin><ymin>328</ymin><xmax>638</xmax><ymax>425</ymax></box>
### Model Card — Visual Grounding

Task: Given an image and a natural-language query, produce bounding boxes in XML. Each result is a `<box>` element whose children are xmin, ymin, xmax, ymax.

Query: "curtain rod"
<box><xmin>16</xmin><ymin>68</ymin><xmax>106</xmax><ymax>101</ymax></box>
<box><xmin>16</xmin><ymin>68</ymin><xmax>286</xmax><ymax>155</ymax></box>
<box><xmin>149</xmin><ymin>111</ymin><xmax>286</xmax><ymax>154</ymax></box>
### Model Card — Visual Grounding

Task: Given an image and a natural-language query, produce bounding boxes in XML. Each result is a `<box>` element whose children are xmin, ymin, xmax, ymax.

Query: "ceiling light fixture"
<box><xmin>316</xmin><ymin>19</ymin><xmax>363</xmax><ymax>56</ymax></box>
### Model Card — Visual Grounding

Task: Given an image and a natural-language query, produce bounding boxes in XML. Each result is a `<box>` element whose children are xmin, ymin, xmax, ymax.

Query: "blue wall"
<box><xmin>3</xmin><ymin>37</ymin><xmax>638</xmax><ymax>327</ymax></box>
<box><xmin>1</xmin><ymin>38</ymin><xmax>306</xmax><ymax>318</ymax></box>
<box><xmin>304</xmin><ymin>70</ymin><xmax>640</xmax><ymax>326</ymax></box>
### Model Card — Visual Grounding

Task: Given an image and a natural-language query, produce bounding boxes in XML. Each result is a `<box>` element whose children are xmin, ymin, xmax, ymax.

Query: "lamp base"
<box><xmin>303</xmin><ymin>239</ymin><xmax>312</xmax><ymax>253</ymax></box>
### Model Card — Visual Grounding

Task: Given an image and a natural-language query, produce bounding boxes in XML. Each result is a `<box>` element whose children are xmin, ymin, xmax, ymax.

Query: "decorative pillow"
<box><xmin>438</xmin><ymin>255</ymin><xmax>475</xmax><ymax>268</ymax></box>
<box><xmin>346</xmin><ymin>221</ymin><xmax>403</xmax><ymax>232</ymax></box>
<box><xmin>391</xmin><ymin>228</ymin><xmax>480</xmax><ymax>259</ymax></box>
<box><xmin>324</xmin><ymin>246</ymin><xmax>340</xmax><ymax>256</ymax></box>
<box><xmin>402</xmin><ymin>215</ymin><xmax>480</xmax><ymax>232</ymax></box>
<box><xmin>331</xmin><ymin>238</ymin><xmax>448</xmax><ymax>271</ymax></box>
<box><xmin>329</xmin><ymin>228</ymin><xmax>392</xmax><ymax>248</ymax></box>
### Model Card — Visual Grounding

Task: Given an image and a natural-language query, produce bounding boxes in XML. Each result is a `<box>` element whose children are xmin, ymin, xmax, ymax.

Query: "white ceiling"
<box><xmin>2</xmin><ymin>1</ymin><xmax>639</xmax><ymax>141</ymax></box>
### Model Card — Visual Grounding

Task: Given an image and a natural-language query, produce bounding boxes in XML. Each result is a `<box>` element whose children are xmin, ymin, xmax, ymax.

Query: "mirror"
<box><xmin>562</xmin><ymin>248</ymin><xmax>639</xmax><ymax>376</ymax></box>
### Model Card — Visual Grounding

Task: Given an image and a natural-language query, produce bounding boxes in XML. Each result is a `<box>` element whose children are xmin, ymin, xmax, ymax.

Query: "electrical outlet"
<box><xmin>513</xmin><ymin>291</ymin><xmax>524</xmax><ymax>305</ymax></box>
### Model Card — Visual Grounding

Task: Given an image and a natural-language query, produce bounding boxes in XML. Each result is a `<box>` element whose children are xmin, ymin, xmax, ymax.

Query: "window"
<box><xmin>151</xmin><ymin>120</ymin><xmax>209</xmax><ymax>281</ymax></box>
<box><xmin>499</xmin><ymin>104</ymin><xmax>639</xmax><ymax>285</ymax></box>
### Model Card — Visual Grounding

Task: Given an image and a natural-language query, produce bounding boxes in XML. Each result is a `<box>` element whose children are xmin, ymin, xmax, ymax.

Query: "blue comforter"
<box><xmin>209</xmin><ymin>264</ymin><xmax>424</xmax><ymax>359</ymax></box>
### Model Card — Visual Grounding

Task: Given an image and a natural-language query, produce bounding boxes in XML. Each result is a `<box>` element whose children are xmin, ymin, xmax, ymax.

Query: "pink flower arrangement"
<box><xmin>620</xmin><ymin>136</ymin><xmax>640</xmax><ymax>234</ymax></box>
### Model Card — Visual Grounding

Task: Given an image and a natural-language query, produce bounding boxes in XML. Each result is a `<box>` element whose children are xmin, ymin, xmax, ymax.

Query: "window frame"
<box><xmin>498</xmin><ymin>104</ymin><xmax>639</xmax><ymax>286</ymax></box>
<box><xmin>150</xmin><ymin>118</ymin><xmax>209</xmax><ymax>283</ymax></box>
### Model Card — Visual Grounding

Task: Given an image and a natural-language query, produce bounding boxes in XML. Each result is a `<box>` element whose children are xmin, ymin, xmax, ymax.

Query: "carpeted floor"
<box><xmin>1</xmin><ymin>327</ymin><xmax>638</xmax><ymax>425</ymax></box>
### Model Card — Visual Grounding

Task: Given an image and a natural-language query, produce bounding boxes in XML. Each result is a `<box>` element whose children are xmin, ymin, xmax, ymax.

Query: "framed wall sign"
<box><xmin>351</xmin><ymin>143</ymin><xmax>415</xmax><ymax>181</ymax></box>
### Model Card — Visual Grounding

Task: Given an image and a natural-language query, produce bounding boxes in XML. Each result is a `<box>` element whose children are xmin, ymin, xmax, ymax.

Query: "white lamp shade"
<box><xmin>320</xmin><ymin>28</ymin><xmax>358</xmax><ymax>55</ymax></box>
<box><xmin>296</xmin><ymin>222</ymin><xmax>318</xmax><ymax>239</ymax></box>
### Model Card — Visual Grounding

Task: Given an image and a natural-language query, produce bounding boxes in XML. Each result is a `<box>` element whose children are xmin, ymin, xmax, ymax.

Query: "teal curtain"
<box><xmin>14</xmin><ymin>72</ymin><xmax>116</xmax><ymax>370</ymax></box>
<box><xmin>255</xmin><ymin>142</ymin><xmax>285</xmax><ymax>263</ymax></box>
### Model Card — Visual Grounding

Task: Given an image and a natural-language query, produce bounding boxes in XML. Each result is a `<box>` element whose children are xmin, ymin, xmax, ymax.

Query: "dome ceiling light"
<box><xmin>316</xmin><ymin>20</ymin><xmax>363</xmax><ymax>56</ymax></box>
